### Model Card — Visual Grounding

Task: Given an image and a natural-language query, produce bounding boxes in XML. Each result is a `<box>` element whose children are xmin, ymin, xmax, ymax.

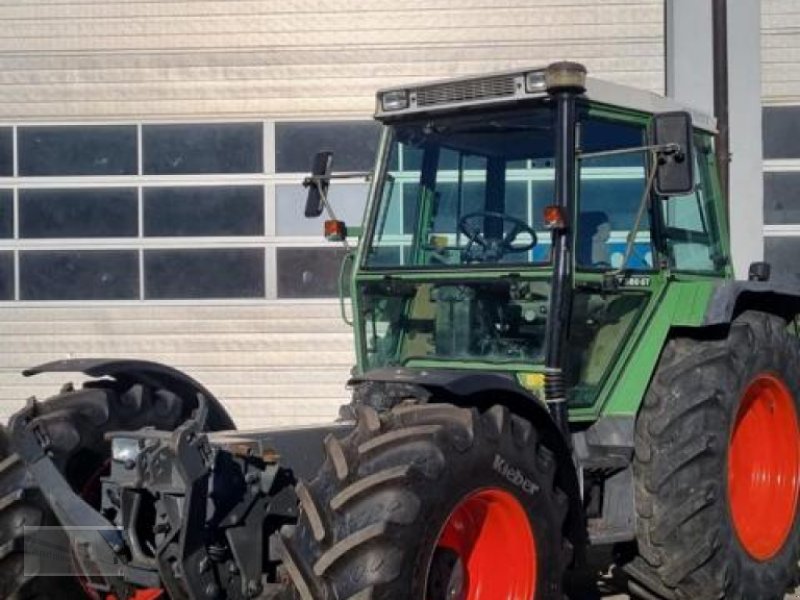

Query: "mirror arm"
<box><xmin>302</xmin><ymin>171</ymin><xmax>374</xmax><ymax>220</ymax></box>
<box><xmin>330</xmin><ymin>172</ymin><xmax>372</xmax><ymax>180</ymax></box>
<box><xmin>606</xmin><ymin>150</ymin><xmax>660</xmax><ymax>279</ymax></box>
<box><xmin>578</xmin><ymin>143</ymin><xmax>680</xmax><ymax>161</ymax></box>
<box><xmin>303</xmin><ymin>172</ymin><xmax>372</xmax><ymax>185</ymax></box>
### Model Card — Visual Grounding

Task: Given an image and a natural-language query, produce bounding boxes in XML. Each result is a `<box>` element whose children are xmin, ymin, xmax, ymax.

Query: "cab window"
<box><xmin>576</xmin><ymin>117</ymin><xmax>653</xmax><ymax>271</ymax></box>
<box><xmin>660</xmin><ymin>134</ymin><xmax>725</xmax><ymax>273</ymax></box>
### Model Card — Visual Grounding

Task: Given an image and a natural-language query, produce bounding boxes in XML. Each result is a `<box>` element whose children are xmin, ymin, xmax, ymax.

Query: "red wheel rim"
<box><xmin>728</xmin><ymin>373</ymin><xmax>800</xmax><ymax>561</ymax></box>
<box><xmin>429</xmin><ymin>488</ymin><xmax>536</xmax><ymax>599</ymax></box>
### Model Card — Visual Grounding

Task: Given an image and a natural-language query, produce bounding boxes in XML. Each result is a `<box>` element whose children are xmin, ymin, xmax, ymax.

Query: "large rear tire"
<box><xmin>280</xmin><ymin>402</ymin><xmax>569</xmax><ymax>599</ymax></box>
<box><xmin>631</xmin><ymin>310</ymin><xmax>800</xmax><ymax>600</ymax></box>
<box><xmin>0</xmin><ymin>381</ymin><xmax>206</xmax><ymax>599</ymax></box>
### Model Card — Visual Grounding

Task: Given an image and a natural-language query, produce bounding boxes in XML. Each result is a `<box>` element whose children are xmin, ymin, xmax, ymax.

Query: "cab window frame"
<box><xmin>360</xmin><ymin>105</ymin><xmax>558</xmax><ymax>272</ymax></box>
<box><xmin>574</xmin><ymin>106</ymin><xmax>659</xmax><ymax>275</ymax></box>
<box><xmin>655</xmin><ymin>131</ymin><xmax>728</xmax><ymax>276</ymax></box>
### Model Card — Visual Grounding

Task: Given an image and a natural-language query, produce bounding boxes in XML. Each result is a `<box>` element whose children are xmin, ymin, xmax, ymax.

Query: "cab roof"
<box><xmin>375</xmin><ymin>66</ymin><xmax>717</xmax><ymax>133</ymax></box>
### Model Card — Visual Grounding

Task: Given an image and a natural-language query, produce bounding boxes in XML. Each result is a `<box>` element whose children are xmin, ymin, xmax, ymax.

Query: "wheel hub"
<box><xmin>728</xmin><ymin>373</ymin><xmax>800</xmax><ymax>561</ymax></box>
<box><xmin>427</xmin><ymin>488</ymin><xmax>537</xmax><ymax>600</ymax></box>
<box><xmin>428</xmin><ymin>548</ymin><xmax>466</xmax><ymax>600</ymax></box>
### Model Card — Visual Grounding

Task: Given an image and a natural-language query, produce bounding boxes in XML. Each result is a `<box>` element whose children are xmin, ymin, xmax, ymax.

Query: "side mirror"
<box><xmin>651</xmin><ymin>111</ymin><xmax>695</xmax><ymax>196</ymax></box>
<box><xmin>303</xmin><ymin>151</ymin><xmax>333</xmax><ymax>218</ymax></box>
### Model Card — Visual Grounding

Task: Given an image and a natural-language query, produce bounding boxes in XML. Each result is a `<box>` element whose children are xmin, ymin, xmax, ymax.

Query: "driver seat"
<box><xmin>577</xmin><ymin>211</ymin><xmax>611</xmax><ymax>267</ymax></box>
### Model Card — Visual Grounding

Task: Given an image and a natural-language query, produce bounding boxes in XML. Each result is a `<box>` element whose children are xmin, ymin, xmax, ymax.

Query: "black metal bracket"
<box><xmin>7</xmin><ymin>401</ymin><xmax>134</xmax><ymax>598</ymax></box>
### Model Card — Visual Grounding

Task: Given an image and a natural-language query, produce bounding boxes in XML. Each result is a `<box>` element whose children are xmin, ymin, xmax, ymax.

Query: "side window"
<box><xmin>577</xmin><ymin>118</ymin><xmax>653</xmax><ymax>270</ymax></box>
<box><xmin>660</xmin><ymin>135</ymin><xmax>723</xmax><ymax>273</ymax></box>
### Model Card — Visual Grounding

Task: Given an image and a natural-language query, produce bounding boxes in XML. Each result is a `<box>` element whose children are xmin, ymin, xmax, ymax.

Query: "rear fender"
<box><xmin>24</xmin><ymin>358</ymin><xmax>236</xmax><ymax>431</ymax></box>
<box><xmin>704</xmin><ymin>281</ymin><xmax>800</xmax><ymax>325</ymax></box>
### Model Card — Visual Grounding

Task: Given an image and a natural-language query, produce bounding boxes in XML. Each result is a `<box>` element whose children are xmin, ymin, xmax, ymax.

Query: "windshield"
<box><xmin>365</xmin><ymin>107</ymin><xmax>556</xmax><ymax>269</ymax></box>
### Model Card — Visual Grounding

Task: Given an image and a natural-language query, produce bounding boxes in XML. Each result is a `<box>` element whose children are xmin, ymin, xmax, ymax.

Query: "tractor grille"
<box><xmin>414</xmin><ymin>75</ymin><xmax>517</xmax><ymax>108</ymax></box>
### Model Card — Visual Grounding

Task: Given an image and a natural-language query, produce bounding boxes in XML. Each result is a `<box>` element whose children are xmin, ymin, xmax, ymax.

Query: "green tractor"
<box><xmin>2</xmin><ymin>62</ymin><xmax>800</xmax><ymax>600</ymax></box>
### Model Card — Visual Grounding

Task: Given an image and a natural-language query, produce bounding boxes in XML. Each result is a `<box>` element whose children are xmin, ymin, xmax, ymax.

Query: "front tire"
<box><xmin>280</xmin><ymin>402</ymin><xmax>569</xmax><ymax>599</ymax></box>
<box><xmin>631</xmin><ymin>311</ymin><xmax>800</xmax><ymax>599</ymax></box>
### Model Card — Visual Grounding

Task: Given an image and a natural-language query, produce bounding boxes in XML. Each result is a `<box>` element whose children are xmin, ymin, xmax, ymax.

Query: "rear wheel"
<box><xmin>280</xmin><ymin>402</ymin><xmax>569</xmax><ymax>599</ymax></box>
<box><xmin>631</xmin><ymin>311</ymin><xmax>800</xmax><ymax>600</ymax></box>
<box><xmin>0</xmin><ymin>381</ymin><xmax>205</xmax><ymax>599</ymax></box>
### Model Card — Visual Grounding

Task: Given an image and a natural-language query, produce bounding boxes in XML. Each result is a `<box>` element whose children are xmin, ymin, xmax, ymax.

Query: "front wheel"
<box><xmin>280</xmin><ymin>402</ymin><xmax>570</xmax><ymax>599</ymax></box>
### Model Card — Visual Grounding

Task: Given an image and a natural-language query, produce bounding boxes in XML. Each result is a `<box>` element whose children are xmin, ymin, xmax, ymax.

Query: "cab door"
<box><xmin>566</xmin><ymin>112</ymin><xmax>655</xmax><ymax>408</ymax></box>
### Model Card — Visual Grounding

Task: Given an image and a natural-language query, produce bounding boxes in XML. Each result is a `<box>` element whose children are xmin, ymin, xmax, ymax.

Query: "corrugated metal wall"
<box><xmin>0</xmin><ymin>0</ymin><xmax>665</xmax><ymax>121</ymax></box>
<box><xmin>762</xmin><ymin>0</ymin><xmax>800</xmax><ymax>105</ymax></box>
<box><xmin>0</xmin><ymin>0</ymin><xmax>665</xmax><ymax>429</ymax></box>
<box><xmin>0</xmin><ymin>304</ymin><xmax>355</xmax><ymax>427</ymax></box>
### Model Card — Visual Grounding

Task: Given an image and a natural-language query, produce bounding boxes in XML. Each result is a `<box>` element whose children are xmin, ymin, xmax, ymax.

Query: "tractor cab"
<box><xmin>307</xmin><ymin>62</ymin><xmax>729</xmax><ymax>419</ymax></box>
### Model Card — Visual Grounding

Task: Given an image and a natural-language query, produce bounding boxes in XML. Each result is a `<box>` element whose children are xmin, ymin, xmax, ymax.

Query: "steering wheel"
<box><xmin>458</xmin><ymin>211</ymin><xmax>538</xmax><ymax>262</ymax></box>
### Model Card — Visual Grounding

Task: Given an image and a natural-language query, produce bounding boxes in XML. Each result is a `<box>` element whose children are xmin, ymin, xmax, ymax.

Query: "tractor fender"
<box><xmin>23</xmin><ymin>358</ymin><xmax>236</xmax><ymax>431</ymax></box>
<box><xmin>704</xmin><ymin>281</ymin><xmax>800</xmax><ymax>325</ymax></box>
<box><xmin>351</xmin><ymin>367</ymin><xmax>586</xmax><ymax>553</ymax></box>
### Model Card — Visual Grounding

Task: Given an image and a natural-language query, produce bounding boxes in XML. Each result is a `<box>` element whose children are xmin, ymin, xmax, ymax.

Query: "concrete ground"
<box><xmin>596</xmin><ymin>593</ymin><xmax>800</xmax><ymax>599</ymax></box>
<box><xmin>566</xmin><ymin>550</ymin><xmax>800</xmax><ymax>599</ymax></box>
<box><xmin>583</xmin><ymin>584</ymin><xmax>800</xmax><ymax>599</ymax></box>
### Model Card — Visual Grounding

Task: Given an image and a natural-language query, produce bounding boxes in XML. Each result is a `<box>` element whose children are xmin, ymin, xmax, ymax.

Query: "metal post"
<box><xmin>712</xmin><ymin>0</ymin><xmax>730</xmax><ymax>213</ymax></box>
<box><xmin>544</xmin><ymin>87</ymin><xmax>578</xmax><ymax>438</ymax></box>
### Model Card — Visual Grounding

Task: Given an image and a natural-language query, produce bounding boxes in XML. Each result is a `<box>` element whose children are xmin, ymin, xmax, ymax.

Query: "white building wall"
<box><xmin>0</xmin><ymin>0</ymin><xmax>665</xmax><ymax>121</ymax></box>
<box><xmin>0</xmin><ymin>304</ymin><xmax>354</xmax><ymax>427</ymax></box>
<box><xmin>763</xmin><ymin>0</ymin><xmax>800</xmax><ymax>106</ymax></box>
<box><xmin>0</xmin><ymin>0</ymin><xmax>665</xmax><ymax>429</ymax></box>
<box><xmin>762</xmin><ymin>0</ymin><xmax>800</xmax><ymax>286</ymax></box>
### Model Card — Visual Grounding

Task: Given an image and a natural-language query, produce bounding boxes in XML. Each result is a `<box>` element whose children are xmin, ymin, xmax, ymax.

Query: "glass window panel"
<box><xmin>578</xmin><ymin>159</ymin><xmax>651</xmax><ymax>270</ymax></box>
<box><xmin>19</xmin><ymin>188</ymin><xmax>138</xmax><ymax>239</ymax></box>
<box><xmin>0</xmin><ymin>128</ymin><xmax>12</xmax><ymax>176</ymax></box>
<box><xmin>275</xmin><ymin>183</ymin><xmax>368</xmax><ymax>236</ymax></box>
<box><xmin>20</xmin><ymin>251</ymin><xmax>139</xmax><ymax>300</ymax></box>
<box><xmin>0</xmin><ymin>252</ymin><xmax>13</xmax><ymax>300</ymax></box>
<box><xmin>144</xmin><ymin>249</ymin><xmax>264</xmax><ymax>299</ymax></box>
<box><xmin>763</xmin><ymin>106</ymin><xmax>800</xmax><ymax>160</ymax></box>
<box><xmin>660</xmin><ymin>135</ymin><xmax>725</xmax><ymax>273</ymax></box>
<box><xmin>764</xmin><ymin>172</ymin><xmax>800</xmax><ymax>225</ymax></box>
<box><xmin>765</xmin><ymin>237</ymin><xmax>800</xmax><ymax>286</ymax></box>
<box><xmin>18</xmin><ymin>126</ymin><xmax>137</xmax><ymax>176</ymax></box>
<box><xmin>0</xmin><ymin>252</ymin><xmax>14</xmax><ymax>300</ymax></box>
<box><xmin>580</xmin><ymin>118</ymin><xmax>644</xmax><ymax>158</ymax></box>
<box><xmin>576</xmin><ymin>117</ymin><xmax>652</xmax><ymax>270</ymax></box>
<box><xmin>144</xmin><ymin>186</ymin><xmax>263</xmax><ymax>237</ymax></box>
<box><xmin>0</xmin><ymin>190</ymin><xmax>12</xmax><ymax>238</ymax></box>
<box><xmin>143</xmin><ymin>123</ymin><xmax>263</xmax><ymax>174</ymax></box>
<box><xmin>566</xmin><ymin>291</ymin><xmax>649</xmax><ymax>407</ymax></box>
<box><xmin>277</xmin><ymin>247</ymin><xmax>347</xmax><ymax>298</ymax></box>
<box><xmin>275</xmin><ymin>121</ymin><xmax>380</xmax><ymax>173</ymax></box>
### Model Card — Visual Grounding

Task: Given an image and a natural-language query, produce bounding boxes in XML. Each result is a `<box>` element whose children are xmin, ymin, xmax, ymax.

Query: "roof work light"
<box><xmin>380</xmin><ymin>90</ymin><xmax>409</xmax><ymax>112</ymax></box>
